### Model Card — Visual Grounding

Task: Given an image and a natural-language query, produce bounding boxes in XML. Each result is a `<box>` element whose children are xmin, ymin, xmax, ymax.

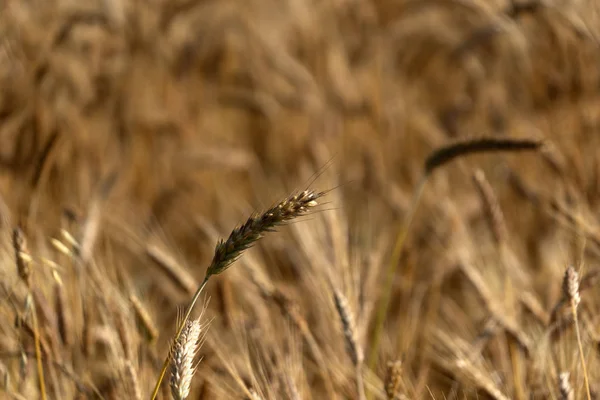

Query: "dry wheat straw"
<box><xmin>170</xmin><ymin>319</ymin><xmax>202</xmax><ymax>400</ymax></box>
<box><xmin>150</xmin><ymin>188</ymin><xmax>325</xmax><ymax>400</ymax></box>
<box><xmin>563</xmin><ymin>265</ymin><xmax>591</xmax><ymax>400</ymax></box>
<box><xmin>147</xmin><ymin>244</ymin><xmax>198</xmax><ymax>296</ymax></box>
<box><xmin>368</xmin><ymin>136</ymin><xmax>543</xmax><ymax>379</ymax></box>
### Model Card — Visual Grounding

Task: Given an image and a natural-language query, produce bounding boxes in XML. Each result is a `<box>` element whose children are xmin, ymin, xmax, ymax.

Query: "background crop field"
<box><xmin>1</xmin><ymin>0</ymin><xmax>600</xmax><ymax>399</ymax></box>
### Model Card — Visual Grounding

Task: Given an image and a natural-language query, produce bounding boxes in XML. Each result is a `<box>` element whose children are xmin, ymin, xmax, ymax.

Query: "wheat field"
<box><xmin>1</xmin><ymin>0</ymin><xmax>600</xmax><ymax>399</ymax></box>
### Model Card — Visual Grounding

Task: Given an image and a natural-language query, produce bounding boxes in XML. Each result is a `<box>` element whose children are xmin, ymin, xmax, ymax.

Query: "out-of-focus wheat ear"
<box><xmin>385</xmin><ymin>360</ymin><xmax>404</xmax><ymax>400</ymax></box>
<box><xmin>122</xmin><ymin>360</ymin><xmax>142</xmax><ymax>400</ymax></box>
<box><xmin>13</xmin><ymin>227</ymin><xmax>31</xmax><ymax>287</ymax></box>
<box><xmin>76</xmin><ymin>198</ymin><xmax>101</xmax><ymax>265</ymax></box>
<box><xmin>170</xmin><ymin>318</ymin><xmax>202</xmax><ymax>400</ymax></box>
<box><xmin>129</xmin><ymin>294</ymin><xmax>159</xmax><ymax>343</ymax></box>
<box><xmin>424</xmin><ymin>136</ymin><xmax>543</xmax><ymax>176</ymax></box>
<box><xmin>472</xmin><ymin>169</ymin><xmax>508</xmax><ymax>247</ymax></box>
<box><xmin>147</xmin><ymin>243</ymin><xmax>198</xmax><ymax>296</ymax></box>
<box><xmin>563</xmin><ymin>265</ymin><xmax>591</xmax><ymax>400</ymax></box>
<box><xmin>563</xmin><ymin>266</ymin><xmax>581</xmax><ymax>310</ymax></box>
<box><xmin>333</xmin><ymin>289</ymin><xmax>366</xmax><ymax>400</ymax></box>
<box><xmin>558</xmin><ymin>372</ymin><xmax>574</xmax><ymax>400</ymax></box>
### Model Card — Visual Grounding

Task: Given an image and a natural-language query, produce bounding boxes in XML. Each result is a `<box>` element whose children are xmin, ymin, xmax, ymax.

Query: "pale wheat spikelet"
<box><xmin>562</xmin><ymin>265</ymin><xmax>591</xmax><ymax>400</ymax></box>
<box><xmin>558</xmin><ymin>372</ymin><xmax>574</xmax><ymax>400</ymax></box>
<box><xmin>563</xmin><ymin>265</ymin><xmax>581</xmax><ymax>309</ymax></box>
<box><xmin>385</xmin><ymin>360</ymin><xmax>403</xmax><ymax>400</ymax></box>
<box><xmin>333</xmin><ymin>289</ymin><xmax>366</xmax><ymax>400</ymax></box>
<box><xmin>333</xmin><ymin>290</ymin><xmax>363</xmax><ymax>366</ymax></box>
<box><xmin>170</xmin><ymin>318</ymin><xmax>202</xmax><ymax>400</ymax></box>
<box><xmin>207</xmin><ymin>189</ymin><xmax>323</xmax><ymax>277</ymax></box>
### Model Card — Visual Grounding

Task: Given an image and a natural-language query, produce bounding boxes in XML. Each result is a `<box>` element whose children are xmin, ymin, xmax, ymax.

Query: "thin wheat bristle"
<box><xmin>385</xmin><ymin>360</ymin><xmax>403</xmax><ymax>400</ymax></box>
<box><xmin>424</xmin><ymin>136</ymin><xmax>543</xmax><ymax>176</ymax></box>
<box><xmin>207</xmin><ymin>189</ymin><xmax>324</xmax><ymax>277</ymax></box>
<box><xmin>558</xmin><ymin>372</ymin><xmax>574</xmax><ymax>400</ymax></box>
<box><xmin>563</xmin><ymin>265</ymin><xmax>581</xmax><ymax>309</ymax></box>
<box><xmin>472</xmin><ymin>169</ymin><xmax>508</xmax><ymax>246</ymax></box>
<box><xmin>170</xmin><ymin>318</ymin><xmax>202</xmax><ymax>400</ymax></box>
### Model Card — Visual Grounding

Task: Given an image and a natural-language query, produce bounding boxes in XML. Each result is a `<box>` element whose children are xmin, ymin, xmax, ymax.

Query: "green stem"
<box><xmin>150</xmin><ymin>275</ymin><xmax>210</xmax><ymax>400</ymax></box>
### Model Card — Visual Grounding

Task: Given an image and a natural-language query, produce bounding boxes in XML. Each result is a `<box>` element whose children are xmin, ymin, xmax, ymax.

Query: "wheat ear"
<box><xmin>170</xmin><ymin>319</ymin><xmax>202</xmax><ymax>400</ymax></box>
<box><xmin>385</xmin><ymin>360</ymin><xmax>404</xmax><ymax>400</ymax></box>
<box><xmin>150</xmin><ymin>188</ymin><xmax>325</xmax><ymax>399</ymax></box>
<box><xmin>563</xmin><ymin>265</ymin><xmax>591</xmax><ymax>400</ymax></box>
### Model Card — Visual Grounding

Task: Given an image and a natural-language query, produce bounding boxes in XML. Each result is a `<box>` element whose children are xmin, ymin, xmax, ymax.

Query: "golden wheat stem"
<box><xmin>150</xmin><ymin>276</ymin><xmax>209</xmax><ymax>400</ymax></box>
<box><xmin>367</xmin><ymin>176</ymin><xmax>426</xmax><ymax>376</ymax></box>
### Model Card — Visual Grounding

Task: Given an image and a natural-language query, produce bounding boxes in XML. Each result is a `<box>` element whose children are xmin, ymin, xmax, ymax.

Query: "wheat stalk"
<box><xmin>368</xmin><ymin>136</ymin><xmax>544</xmax><ymax>381</ymax></box>
<box><xmin>150</xmin><ymin>188</ymin><xmax>326</xmax><ymax>399</ymax></box>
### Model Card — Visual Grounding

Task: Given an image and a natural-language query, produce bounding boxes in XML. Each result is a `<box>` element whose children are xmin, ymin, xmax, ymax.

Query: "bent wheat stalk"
<box><xmin>150</xmin><ymin>188</ymin><xmax>326</xmax><ymax>399</ymax></box>
<box><xmin>367</xmin><ymin>136</ymin><xmax>544</xmax><ymax>387</ymax></box>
